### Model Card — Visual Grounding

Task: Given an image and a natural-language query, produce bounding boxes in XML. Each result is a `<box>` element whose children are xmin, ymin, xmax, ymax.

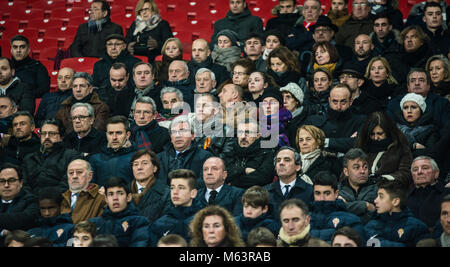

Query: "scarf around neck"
<box><xmin>301</xmin><ymin>148</ymin><xmax>321</xmax><ymax>173</ymax></box>
<box><xmin>278</xmin><ymin>224</ymin><xmax>311</xmax><ymax>246</ymax></box>
<box><xmin>88</xmin><ymin>17</ymin><xmax>108</xmax><ymax>33</ymax></box>
<box><xmin>133</xmin><ymin>14</ymin><xmax>162</xmax><ymax>36</ymax></box>
<box><xmin>313</xmin><ymin>62</ymin><xmax>337</xmax><ymax>75</ymax></box>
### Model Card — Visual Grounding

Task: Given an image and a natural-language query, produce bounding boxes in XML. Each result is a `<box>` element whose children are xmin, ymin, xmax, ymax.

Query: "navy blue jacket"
<box><xmin>89</xmin><ymin>143</ymin><xmax>136</xmax><ymax>186</ymax></box>
<box><xmin>194</xmin><ymin>184</ymin><xmax>244</xmax><ymax>216</ymax></box>
<box><xmin>35</xmin><ymin>89</ymin><xmax>72</xmax><ymax>128</ymax></box>
<box><xmin>92</xmin><ymin>50</ymin><xmax>141</xmax><ymax>88</ymax></box>
<box><xmin>164</xmin><ymin>79</ymin><xmax>195</xmax><ymax>111</ymax></box>
<box><xmin>188</xmin><ymin>56</ymin><xmax>230</xmax><ymax>87</ymax></box>
<box><xmin>309</xmin><ymin>200</ymin><xmax>365</xmax><ymax>243</ymax></box>
<box><xmin>28</xmin><ymin>213</ymin><xmax>74</xmax><ymax>247</ymax></box>
<box><xmin>149</xmin><ymin>203</ymin><xmax>202</xmax><ymax>246</ymax></box>
<box><xmin>234</xmin><ymin>211</ymin><xmax>280</xmax><ymax>242</ymax></box>
<box><xmin>364</xmin><ymin>209</ymin><xmax>430</xmax><ymax>247</ymax></box>
<box><xmin>157</xmin><ymin>142</ymin><xmax>213</xmax><ymax>187</ymax></box>
<box><xmin>89</xmin><ymin>202</ymin><xmax>150</xmax><ymax>247</ymax></box>
<box><xmin>387</xmin><ymin>92</ymin><xmax>450</xmax><ymax>135</ymax></box>
<box><xmin>133</xmin><ymin>180</ymin><xmax>171</xmax><ymax>225</ymax></box>
<box><xmin>265</xmin><ymin>176</ymin><xmax>314</xmax><ymax>220</ymax></box>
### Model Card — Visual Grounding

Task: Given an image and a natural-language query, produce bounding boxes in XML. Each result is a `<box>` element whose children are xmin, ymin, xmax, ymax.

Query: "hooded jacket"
<box><xmin>89</xmin><ymin>202</ymin><xmax>151</xmax><ymax>247</ymax></box>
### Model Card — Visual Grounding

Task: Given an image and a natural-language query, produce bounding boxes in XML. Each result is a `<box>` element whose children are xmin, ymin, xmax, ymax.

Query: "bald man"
<box><xmin>187</xmin><ymin>39</ymin><xmax>229</xmax><ymax>86</ymax></box>
<box><xmin>35</xmin><ymin>67</ymin><xmax>75</xmax><ymax>127</ymax></box>
<box><xmin>165</xmin><ymin>60</ymin><xmax>195</xmax><ymax>110</ymax></box>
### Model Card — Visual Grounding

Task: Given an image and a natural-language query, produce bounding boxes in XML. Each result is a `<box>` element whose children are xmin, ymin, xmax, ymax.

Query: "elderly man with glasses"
<box><xmin>336</xmin><ymin>0</ymin><xmax>374</xmax><ymax>49</ymax></box>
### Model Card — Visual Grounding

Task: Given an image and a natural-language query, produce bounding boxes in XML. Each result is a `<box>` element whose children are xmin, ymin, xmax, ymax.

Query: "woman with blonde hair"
<box><xmin>153</xmin><ymin>37</ymin><xmax>184</xmax><ymax>84</ymax></box>
<box><xmin>295</xmin><ymin>125</ymin><xmax>341</xmax><ymax>182</ymax></box>
<box><xmin>189</xmin><ymin>205</ymin><xmax>245</xmax><ymax>247</ymax></box>
<box><xmin>363</xmin><ymin>56</ymin><xmax>401</xmax><ymax>113</ymax></box>
<box><xmin>125</xmin><ymin>0</ymin><xmax>173</xmax><ymax>63</ymax></box>
<box><xmin>426</xmin><ymin>54</ymin><xmax>450</xmax><ymax>100</ymax></box>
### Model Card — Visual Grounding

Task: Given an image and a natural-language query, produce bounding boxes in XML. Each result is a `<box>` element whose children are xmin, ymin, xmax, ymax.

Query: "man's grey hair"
<box><xmin>195</xmin><ymin>68</ymin><xmax>216</xmax><ymax>81</ymax></box>
<box><xmin>407</xmin><ymin>68</ymin><xmax>432</xmax><ymax>86</ymax></box>
<box><xmin>70</xmin><ymin>102</ymin><xmax>95</xmax><ymax>117</ymax></box>
<box><xmin>169</xmin><ymin>115</ymin><xmax>194</xmax><ymax>134</ymax></box>
<box><xmin>160</xmin><ymin>87</ymin><xmax>184</xmax><ymax>102</ymax></box>
<box><xmin>411</xmin><ymin>156</ymin><xmax>440</xmax><ymax>172</ymax></box>
<box><xmin>69</xmin><ymin>159</ymin><xmax>93</xmax><ymax>172</ymax></box>
<box><xmin>0</xmin><ymin>95</ymin><xmax>17</xmax><ymax>110</ymax></box>
<box><xmin>170</xmin><ymin>60</ymin><xmax>189</xmax><ymax>73</ymax></box>
<box><xmin>132</xmin><ymin>96</ymin><xmax>157</xmax><ymax>113</ymax></box>
<box><xmin>73</xmin><ymin>72</ymin><xmax>94</xmax><ymax>86</ymax></box>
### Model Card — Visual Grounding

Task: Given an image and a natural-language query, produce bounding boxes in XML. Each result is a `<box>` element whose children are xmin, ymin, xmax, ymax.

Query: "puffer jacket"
<box><xmin>28</xmin><ymin>213</ymin><xmax>74</xmax><ymax>247</ymax></box>
<box><xmin>89</xmin><ymin>202</ymin><xmax>150</xmax><ymax>247</ymax></box>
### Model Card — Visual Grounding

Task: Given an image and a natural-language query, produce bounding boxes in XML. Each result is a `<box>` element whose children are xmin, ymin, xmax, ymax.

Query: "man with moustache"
<box><xmin>22</xmin><ymin>119</ymin><xmax>81</xmax><ymax>195</ymax></box>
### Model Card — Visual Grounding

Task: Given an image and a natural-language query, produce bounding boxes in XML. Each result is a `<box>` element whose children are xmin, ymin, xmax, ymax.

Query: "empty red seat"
<box><xmin>36</xmin><ymin>46</ymin><xmax>60</xmax><ymax>61</ymax></box>
<box><xmin>49</xmin><ymin>6</ymin><xmax>89</xmax><ymax>19</ymax></box>
<box><xmin>40</xmin><ymin>59</ymin><xmax>56</xmax><ymax>73</ymax></box>
<box><xmin>60</xmin><ymin>57</ymin><xmax>99</xmax><ymax>74</ymax></box>
<box><xmin>0</xmin><ymin>40</ymin><xmax>12</xmax><ymax>58</ymax></box>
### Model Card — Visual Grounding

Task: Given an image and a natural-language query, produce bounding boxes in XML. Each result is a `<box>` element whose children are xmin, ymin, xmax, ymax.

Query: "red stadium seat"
<box><xmin>134</xmin><ymin>55</ymin><xmax>148</xmax><ymax>63</ymax></box>
<box><xmin>41</xmin><ymin>26</ymin><xmax>78</xmax><ymax>42</ymax></box>
<box><xmin>0</xmin><ymin>40</ymin><xmax>12</xmax><ymax>58</ymax></box>
<box><xmin>29</xmin><ymin>18</ymin><xmax>69</xmax><ymax>29</ymax></box>
<box><xmin>8</xmin><ymin>8</ymin><xmax>46</xmax><ymax>20</ymax></box>
<box><xmin>48</xmin><ymin>69</ymin><xmax>59</xmax><ymax>92</ymax></box>
<box><xmin>29</xmin><ymin>37</ymin><xmax>65</xmax><ymax>51</ymax></box>
<box><xmin>35</xmin><ymin>98</ymin><xmax>42</xmax><ymax>116</ymax></box>
<box><xmin>40</xmin><ymin>59</ymin><xmax>56</xmax><ymax>73</ymax></box>
<box><xmin>49</xmin><ymin>6</ymin><xmax>89</xmax><ymax>19</ymax></box>
<box><xmin>60</xmin><ymin>57</ymin><xmax>99</xmax><ymax>74</ymax></box>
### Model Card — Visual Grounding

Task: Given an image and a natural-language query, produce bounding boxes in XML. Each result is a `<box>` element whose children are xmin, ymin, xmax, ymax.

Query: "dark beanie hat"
<box><xmin>261</xmin><ymin>88</ymin><xmax>283</xmax><ymax>106</ymax></box>
<box><xmin>216</xmin><ymin>29</ymin><xmax>239</xmax><ymax>46</ymax></box>
<box><xmin>105</xmin><ymin>33</ymin><xmax>126</xmax><ymax>44</ymax></box>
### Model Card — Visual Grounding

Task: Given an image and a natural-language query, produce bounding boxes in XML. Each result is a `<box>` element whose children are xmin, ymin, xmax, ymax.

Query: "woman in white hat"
<box><xmin>395</xmin><ymin>93</ymin><xmax>440</xmax><ymax>157</ymax></box>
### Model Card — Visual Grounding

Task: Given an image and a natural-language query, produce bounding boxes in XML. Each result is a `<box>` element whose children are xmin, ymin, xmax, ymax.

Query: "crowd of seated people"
<box><xmin>0</xmin><ymin>0</ymin><xmax>450</xmax><ymax>248</ymax></box>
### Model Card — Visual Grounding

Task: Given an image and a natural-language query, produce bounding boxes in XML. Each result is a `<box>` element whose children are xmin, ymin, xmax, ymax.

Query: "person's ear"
<box><xmin>190</xmin><ymin>188</ymin><xmax>198</xmax><ymax>199</ymax></box>
<box><xmin>263</xmin><ymin>205</ymin><xmax>269</xmax><ymax>213</ymax></box>
<box><xmin>343</xmin><ymin>167</ymin><xmax>349</xmax><ymax>177</ymax></box>
<box><xmin>126</xmin><ymin>193</ymin><xmax>133</xmax><ymax>203</ymax></box>
<box><xmin>392</xmin><ymin>197</ymin><xmax>401</xmax><ymax>208</ymax></box>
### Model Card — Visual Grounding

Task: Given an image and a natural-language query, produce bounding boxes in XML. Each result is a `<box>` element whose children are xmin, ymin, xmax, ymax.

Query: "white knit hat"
<box><xmin>400</xmin><ymin>93</ymin><xmax>427</xmax><ymax>113</ymax></box>
<box><xmin>280</xmin><ymin>82</ymin><xmax>305</xmax><ymax>104</ymax></box>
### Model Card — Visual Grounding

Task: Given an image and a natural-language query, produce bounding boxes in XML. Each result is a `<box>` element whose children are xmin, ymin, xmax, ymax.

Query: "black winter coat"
<box><xmin>157</xmin><ymin>142</ymin><xmax>213</xmax><ymax>186</ymax></box>
<box><xmin>407</xmin><ymin>181</ymin><xmax>450</xmax><ymax>228</ymax></box>
<box><xmin>133</xmin><ymin>180</ymin><xmax>171</xmax><ymax>225</ymax></box>
<box><xmin>225</xmin><ymin>138</ymin><xmax>276</xmax><ymax>189</ymax></box>
<box><xmin>130</xmin><ymin>119</ymin><xmax>170</xmax><ymax>154</ymax></box>
<box><xmin>11</xmin><ymin>56</ymin><xmax>50</xmax><ymax>99</ymax></box>
<box><xmin>125</xmin><ymin>19</ymin><xmax>173</xmax><ymax>63</ymax></box>
<box><xmin>194</xmin><ymin>184</ymin><xmax>244</xmax><ymax>216</ymax></box>
<box><xmin>265</xmin><ymin>12</ymin><xmax>301</xmax><ymax>38</ymax></box>
<box><xmin>302</xmin><ymin>152</ymin><xmax>342</xmax><ymax>182</ymax></box>
<box><xmin>188</xmin><ymin>56</ymin><xmax>230</xmax><ymax>87</ymax></box>
<box><xmin>70</xmin><ymin>19</ymin><xmax>123</xmax><ymax>58</ymax></box>
<box><xmin>22</xmin><ymin>142</ymin><xmax>81</xmax><ymax>195</ymax></box>
<box><xmin>28</xmin><ymin>213</ymin><xmax>74</xmax><ymax>247</ymax></box>
<box><xmin>286</xmin><ymin>106</ymin><xmax>310</xmax><ymax>148</ymax></box>
<box><xmin>34</xmin><ymin>89</ymin><xmax>72</xmax><ymax>128</ymax></box>
<box><xmin>234</xmin><ymin>211</ymin><xmax>280</xmax><ymax>241</ymax></box>
<box><xmin>97</xmin><ymin>85</ymin><xmax>135</xmax><ymax>118</ymax></box>
<box><xmin>267</xmin><ymin>69</ymin><xmax>303</xmax><ymax>88</ymax></box>
<box><xmin>0</xmin><ymin>189</ymin><xmax>40</xmax><ymax>231</ymax></box>
<box><xmin>63</xmin><ymin>127</ymin><xmax>107</xmax><ymax>155</ymax></box>
<box><xmin>92</xmin><ymin>50</ymin><xmax>141</xmax><ymax>88</ymax></box>
<box><xmin>0</xmin><ymin>133</ymin><xmax>40</xmax><ymax>165</ymax></box>
<box><xmin>1</xmin><ymin>78</ymin><xmax>34</xmax><ymax>115</ymax></box>
<box><xmin>304</xmin><ymin>88</ymin><xmax>329</xmax><ymax>116</ymax></box>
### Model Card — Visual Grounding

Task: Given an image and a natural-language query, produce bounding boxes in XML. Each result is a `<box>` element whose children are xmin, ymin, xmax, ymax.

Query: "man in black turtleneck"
<box><xmin>211</xmin><ymin>0</ymin><xmax>263</xmax><ymax>45</ymax></box>
<box><xmin>92</xmin><ymin>34</ymin><xmax>141</xmax><ymax>89</ymax></box>
<box><xmin>35</xmin><ymin>67</ymin><xmax>74</xmax><ymax>128</ymax></box>
<box><xmin>10</xmin><ymin>35</ymin><xmax>50</xmax><ymax>101</ymax></box>
<box><xmin>305</xmin><ymin>84</ymin><xmax>367</xmax><ymax>153</ymax></box>
<box><xmin>266</xmin><ymin>0</ymin><xmax>301</xmax><ymax>38</ymax></box>
<box><xmin>69</xmin><ymin>0</ymin><xmax>123</xmax><ymax>58</ymax></box>
<box><xmin>187</xmin><ymin>39</ymin><xmax>229</xmax><ymax>87</ymax></box>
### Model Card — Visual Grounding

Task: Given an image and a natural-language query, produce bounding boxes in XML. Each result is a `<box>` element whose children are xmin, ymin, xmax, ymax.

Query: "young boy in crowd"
<box><xmin>234</xmin><ymin>186</ymin><xmax>279</xmax><ymax>242</ymax></box>
<box><xmin>72</xmin><ymin>221</ymin><xmax>97</xmax><ymax>247</ymax></box>
<box><xmin>364</xmin><ymin>178</ymin><xmax>430</xmax><ymax>247</ymax></box>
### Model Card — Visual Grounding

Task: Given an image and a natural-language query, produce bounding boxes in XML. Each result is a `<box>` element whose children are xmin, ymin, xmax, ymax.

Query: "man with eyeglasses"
<box><xmin>22</xmin><ymin>119</ymin><xmax>81</xmax><ymax>195</ymax></box>
<box><xmin>63</xmin><ymin>102</ymin><xmax>106</xmax><ymax>155</ymax></box>
<box><xmin>387</xmin><ymin>68</ymin><xmax>450</xmax><ymax>135</ymax></box>
<box><xmin>92</xmin><ymin>34</ymin><xmax>141</xmax><ymax>89</ymax></box>
<box><xmin>156</xmin><ymin>115</ymin><xmax>213</xmax><ymax>186</ymax></box>
<box><xmin>0</xmin><ymin>111</ymin><xmax>40</xmax><ymax>165</ymax></box>
<box><xmin>130</xmin><ymin>96</ymin><xmax>170</xmax><ymax>154</ymax></box>
<box><xmin>70</xmin><ymin>0</ymin><xmax>123</xmax><ymax>58</ymax></box>
<box><xmin>56</xmin><ymin>72</ymin><xmax>110</xmax><ymax>135</ymax></box>
<box><xmin>225</xmin><ymin>118</ymin><xmax>276</xmax><ymax>189</ymax></box>
<box><xmin>0</xmin><ymin>163</ymin><xmax>40</xmax><ymax>243</ymax></box>
<box><xmin>336</xmin><ymin>0</ymin><xmax>374</xmax><ymax>49</ymax></box>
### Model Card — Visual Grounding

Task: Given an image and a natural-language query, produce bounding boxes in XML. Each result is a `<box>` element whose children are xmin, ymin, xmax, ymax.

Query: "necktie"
<box><xmin>139</xmin><ymin>187</ymin><xmax>145</xmax><ymax>193</ymax></box>
<box><xmin>283</xmin><ymin>185</ymin><xmax>291</xmax><ymax>198</ymax></box>
<box><xmin>71</xmin><ymin>193</ymin><xmax>79</xmax><ymax>209</ymax></box>
<box><xmin>208</xmin><ymin>190</ymin><xmax>218</xmax><ymax>205</ymax></box>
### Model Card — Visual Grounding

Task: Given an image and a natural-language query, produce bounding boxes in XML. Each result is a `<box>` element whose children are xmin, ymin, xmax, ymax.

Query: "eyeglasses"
<box><xmin>39</xmin><ymin>131</ymin><xmax>60</xmax><ymax>137</ymax></box>
<box><xmin>171</xmin><ymin>129</ymin><xmax>191</xmax><ymax>135</ymax></box>
<box><xmin>352</xmin><ymin>3</ymin><xmax>367</xmax><ymax>8</ymax></box>
<box><xmin>231</xmin><ymin>71</ymin><xmax>248</xmax><ymax>77</ymax></box>
<box><xmin>71</xmin><ymin>115</ymin><xmax>90</xmax><ymax>121</ymax></box>
<box><xmin>0</xmin><ymin>178</ymin><xmax>19</xmax><ymax>185</ymax></box>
